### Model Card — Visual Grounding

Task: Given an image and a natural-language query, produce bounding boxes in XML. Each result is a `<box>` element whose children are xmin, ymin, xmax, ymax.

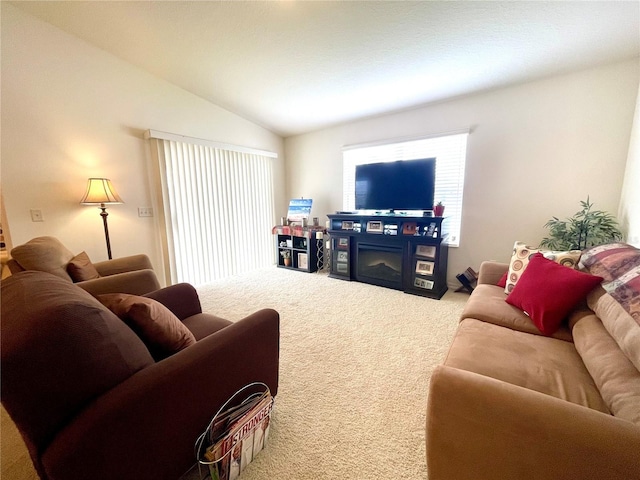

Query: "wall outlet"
<box><xmin>30</xmin><ymin>209</ymin><xmax>44</xmax><ymax>222</ymax></box>
<box><xmin>138</xmin><ymin>207</ymin><xmax>153</xmax><ymax>217</ymax></box>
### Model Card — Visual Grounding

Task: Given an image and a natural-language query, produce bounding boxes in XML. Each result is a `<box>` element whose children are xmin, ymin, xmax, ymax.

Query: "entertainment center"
<box><xmin>327</xmin><ymin>213</ymin><xmax>449</xmax><ymax>299</ymax></box>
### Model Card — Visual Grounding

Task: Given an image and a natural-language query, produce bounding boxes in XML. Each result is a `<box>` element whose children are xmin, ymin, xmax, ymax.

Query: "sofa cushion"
<box><xmin>10</xmin><ymin>236</ymin><xmax>75</xmax><ymax>281</ymax></box>
<box><xmin>505</xmin><ymin>241</ymin><xmax>581</xmax><ymax>293</ymax></box>
<box><xmin>571</xmin><ymin>309</ymin><xmax>640</xmax><ymax>425</ymax></box>
<box><xmin>461</xmin><ymin>284</ymin><xmax>573</xmax><ymax>342</ymax></box>
<box><xmin>505</xmin><ymin>253</ymin><xmax>603</xmax><ymax>336</ymax></box>
<box><xmin>587</xmin><ymin>287</ymin><xmax>640</xmax><ymax>373</ymax></box>
<box><xmin>67</xmin><ymin>251</ymin><xmax>101</xmax><ymax>282</ymax></box>
<box><xmin>181</xmin><ymin>313</ymin><xmax>233</xmax><ymax>341</ymax></box>
<box><xmin>97</xmin><ymin>293</ymin><xmax>197</xmax><ymax>360</ymax></box>
<box><xmin>0</xmin><ymin>271</ymin><xmax>154</xmax><ymax>455</ymax></box>
<box><xmin>444</xmin><ymin>318</ymin><xmax>609</xmax><ymax>412</ymax></box>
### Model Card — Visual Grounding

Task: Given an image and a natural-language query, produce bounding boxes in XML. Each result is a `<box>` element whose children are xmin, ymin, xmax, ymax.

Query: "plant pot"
<box><xmin>284</xmin><ymin>258</ymin><xmax>292</xmax><ymax>267</ymax></box>
<box><xmin>433</xmin><ymin>205</ymin><xmax>445</xmax><ymax>217</ymax></box>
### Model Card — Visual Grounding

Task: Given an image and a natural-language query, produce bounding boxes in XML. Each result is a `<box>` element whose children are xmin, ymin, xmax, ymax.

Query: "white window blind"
<box><xmin>148</xmin><ymin>133</ymin><xmax>276</xmax><ymax>286</ymax></box>
<box><xmin>343</xmin><ymin>132</ymin><xmax>468</xmax><ymax>246</ymax></box>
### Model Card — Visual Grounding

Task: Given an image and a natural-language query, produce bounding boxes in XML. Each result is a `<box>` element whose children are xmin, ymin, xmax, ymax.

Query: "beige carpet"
<box><xmin>2</xmin><ymin>267</ymin><xmax>468</xmax><ymax>480</ymax></box>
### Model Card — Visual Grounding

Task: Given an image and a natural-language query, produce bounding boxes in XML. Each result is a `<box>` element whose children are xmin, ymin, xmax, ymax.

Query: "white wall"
<box><xmin>619</xmin><ymin>83</ymin><xmax>640</xmax><ymax>247</ymax></box>
<box><xmin>1</xmin><ymin>4</ymin><xmax>285</xmax><ymax>283</ymax></box>
<box><xmin>285</xmin><ymin>60</ymin><xmax>639</xmax><ymax>285</ymax></box>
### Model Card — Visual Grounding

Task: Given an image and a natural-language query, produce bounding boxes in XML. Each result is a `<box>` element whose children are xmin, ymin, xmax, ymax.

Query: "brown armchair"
<box><xmin>7</xmin><ymin>236</ymin><xmax>160</xmax><ymax>295</ymax></box>
<box><xmin>1</xmin><ymin>271</ymin><xmax>280</xmax><ymax>480</ymax></box>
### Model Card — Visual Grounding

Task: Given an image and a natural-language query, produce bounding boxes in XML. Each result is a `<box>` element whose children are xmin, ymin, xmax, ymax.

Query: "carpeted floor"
<box><xmin>2</xmin><ymin>267</ymin><xmax>468</xmax><ymax>479</ymax></box>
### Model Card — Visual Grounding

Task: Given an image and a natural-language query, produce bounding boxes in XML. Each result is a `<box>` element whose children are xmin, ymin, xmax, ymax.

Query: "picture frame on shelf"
<box><xmin>298</xmin><ymin>253</ymin><xmax>308</xmax><ymax>270</ymax></box>
<box><xmin>366</xmin><ymin>221</ymin><xmax>383</xmax><ymax>234</ymax></box>
<box><xmin>415</xmin><ymin>260</ymin><xmax>435</xmax><ymax>276</ymax></box>
<box><xmin>336</xmin><ymin>251</ymin><xmax>348</xmax><ymax>263</ymax></box>
<box><xmin>414</xmin><ymin>277</ymin><xmax>435</xmax><ymax>290</ymax></box>
<box><xmin>416</xmin><ymin>245</ymin><xmax>436</xmax><ymax>259</ymax></box>
<box><xmin>402</xmin><ymin>222</ymin><xmax>417</xmax><ymax>235</ymax></box>
<box><xmin>337</xmin><ymin>263</ymin><xmax>348</xmax><ymax>273</ymax></box>
<box><xmin>338</xmin><ymin>237</ymin><xmax>349</xmax><ymax>248</ymax></box>
<box><xmin>341</xmin><ymin>221</ymin><xmax>354</xmax><ymax>230</ymax></box>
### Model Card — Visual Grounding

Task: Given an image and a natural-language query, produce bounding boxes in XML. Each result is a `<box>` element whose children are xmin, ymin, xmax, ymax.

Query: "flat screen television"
<box><xmin>355</xmin><ymin>158</ymin><xmax>436</xmax><ymax>212</ymax></box>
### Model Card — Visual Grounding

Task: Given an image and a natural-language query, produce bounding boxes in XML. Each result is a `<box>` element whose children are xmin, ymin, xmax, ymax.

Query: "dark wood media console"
<box><xmin>327</xmin><ymin>213</ymin><xmax>449</xmax><ymax>299</ymax></box>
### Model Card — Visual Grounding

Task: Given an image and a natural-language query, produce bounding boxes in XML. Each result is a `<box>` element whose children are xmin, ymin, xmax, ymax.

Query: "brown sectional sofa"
<box><xmin>427</xmin><ymin>247</ymin><xmax>640</xmax><ymax>479</ymax></box>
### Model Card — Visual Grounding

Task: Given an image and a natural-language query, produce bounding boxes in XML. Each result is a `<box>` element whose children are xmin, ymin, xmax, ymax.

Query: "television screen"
<box><xmin>355</xmin><ymin>158</ymin><xmax>436</xmax><ymax>212</ymax></box>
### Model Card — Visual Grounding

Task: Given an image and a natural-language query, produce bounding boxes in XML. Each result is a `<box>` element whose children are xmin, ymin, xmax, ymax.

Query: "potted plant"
<box><xmin>280</xmin><ymin>249</ymin><xmax>292</xmax><ymax>266</ymax></box>
<box><xmin>539</xmin><ymin>196</ymin><xmax>622</xmax><ymax>251</ymax></box>
<box><xmin>433</xmin><ymin>201</ymin><xmax>445</xmax><ymax>217</ymax></box>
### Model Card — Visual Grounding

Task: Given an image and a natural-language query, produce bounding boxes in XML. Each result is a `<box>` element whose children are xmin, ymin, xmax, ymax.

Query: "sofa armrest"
<box><xmin>77</xmin><ymin>269</ymin><xmax>160</xmax><ymax>296</ymax></box>
<box><xmin>93</xmin><ymin>254</ymin><xmax>154</xmax><ymax>276</ymax></box>
<box><xmin>477</xmin><ymin>261</ymin><xmax>509</xmax><ymax>286</ymax></box>
<box><xmin>42</xmin><ymin>308</ymin><xmax>280</xmax><ymax>480</ymax></box>
<box><xmin>426</xmin><ymin>365</ymin><xmax>640</xmax><ymax>480</ymax></box>
<box><xmin>144</xmin><ymin>283</ymin><xmax>203</xmax><ymax>320</ymax></box>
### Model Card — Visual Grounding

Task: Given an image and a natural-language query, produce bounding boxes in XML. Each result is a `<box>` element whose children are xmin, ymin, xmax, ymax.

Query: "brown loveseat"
<box><xmin>1</xmin><ymin>271</ymin><xmax>280</xmax><ymax>480</ymax></box>
<box><xmin>426</xmin><ymin>243</ymin><xmax>640</xmax><ymax>479</ymax></box>
<box><xmin>8</xmin><ymin>236</ymin><xmax>160</xmax><ymax>295</ymax></box>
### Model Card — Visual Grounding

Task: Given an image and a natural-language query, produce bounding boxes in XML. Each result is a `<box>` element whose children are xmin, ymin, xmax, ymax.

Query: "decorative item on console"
<box><xmin>433</xmin><ymin>201</ymin><xmax>445</xmax><ymax>217</ymax></box>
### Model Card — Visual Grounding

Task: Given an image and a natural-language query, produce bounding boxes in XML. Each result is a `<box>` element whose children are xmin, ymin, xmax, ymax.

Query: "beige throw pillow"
<box><xmin>505</xmin><ymin>241</ymin><xmax>582</xmax><ymax>293</ymax></box>
<box><xmin>97</xmin><ymin>293</ymin><xmax>197</xmax><ymax>360</ymax></box>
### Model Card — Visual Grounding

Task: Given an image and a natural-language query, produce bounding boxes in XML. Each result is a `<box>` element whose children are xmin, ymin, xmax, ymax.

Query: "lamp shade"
<box><xmin>80</xmin><ymin>178</ymin><xmax>123</xmax><ymax>205</ymax></box>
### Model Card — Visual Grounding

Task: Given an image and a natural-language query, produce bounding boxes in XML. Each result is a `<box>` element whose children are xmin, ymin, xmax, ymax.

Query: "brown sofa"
<box><xmin>426</xmin><ymin>246</ymin><xmax>640</xmax><ymax>479</ymax></box>
<box><xmin>8</xmin><ymin>236</ymin><xmax>161</xmax><ymax>295</ymax></box>
<box><xmin>1</xmin><ymin>271</ymin><xmax>280</xmax><ymax>480</ymax></box>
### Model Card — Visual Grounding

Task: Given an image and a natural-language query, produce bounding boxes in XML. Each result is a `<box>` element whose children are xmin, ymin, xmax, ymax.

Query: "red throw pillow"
<box><xmin>497</xmin><ymin>271</ymin><xmax>508</xmax><ymax>288</ymax></box>
<box><xmin>505</xmin><ymin>253</ymin><xmax>603</xmax><ymax>335</ymax></box>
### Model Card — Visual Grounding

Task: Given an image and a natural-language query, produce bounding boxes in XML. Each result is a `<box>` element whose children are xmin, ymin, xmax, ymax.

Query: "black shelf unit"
<box><xmin>275</xmin><ymin>231</ymin><xmax>321</xmax><ymax>273</ymax></box>
<box><xmin>327</xmin><ymin>213</ymin><xmax>449</xmax><ymax>299</ymax></box>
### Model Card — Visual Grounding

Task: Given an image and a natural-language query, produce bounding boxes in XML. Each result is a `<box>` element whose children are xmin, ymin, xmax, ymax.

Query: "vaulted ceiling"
<box><xmin>11</xmin><ymin>1</ymin><xmax>640</xmax><ymax>137</ymax></box>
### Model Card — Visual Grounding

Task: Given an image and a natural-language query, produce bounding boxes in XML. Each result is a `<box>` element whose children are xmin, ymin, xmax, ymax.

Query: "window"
<box><xmin>343</xmin><ymin>132</ymin><xmax>468</xmax><ymax>246</ymax></box>
<box><xmin>147</xmin><ymin>130</ymin><xmax>276</xmax><ymax>285</ymax></box>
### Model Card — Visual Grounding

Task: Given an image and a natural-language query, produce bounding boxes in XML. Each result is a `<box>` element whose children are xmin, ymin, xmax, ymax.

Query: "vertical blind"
<box><xmin>342</xmin><ymin>132</ymin><xmax>468</xmax><ymax>246</ymax></box>
<box><xmin>149</xmin><ymin>133</ymin><xmax>276</xmax><ymax>286</ymax></box>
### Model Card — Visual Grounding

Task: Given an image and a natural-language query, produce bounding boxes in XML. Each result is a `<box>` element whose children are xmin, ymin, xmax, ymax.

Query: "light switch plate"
<box><xmin>138</xmin><ymin>207</ymin><xmax>153</xmax><ymax>217</ymax></box>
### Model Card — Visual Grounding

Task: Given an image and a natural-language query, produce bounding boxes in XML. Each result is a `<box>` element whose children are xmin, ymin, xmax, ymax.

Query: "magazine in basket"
<box><xmin>197</xmin><ymin>386</ymin><xmax>273</xmax><ymax>480</ymax></box>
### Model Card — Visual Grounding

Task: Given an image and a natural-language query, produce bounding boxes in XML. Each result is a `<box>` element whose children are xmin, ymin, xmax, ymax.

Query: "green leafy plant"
<box><xmin>540</xmin><ymin>197</ymin><xmax>622</xmax><ymax>251</ymax></box>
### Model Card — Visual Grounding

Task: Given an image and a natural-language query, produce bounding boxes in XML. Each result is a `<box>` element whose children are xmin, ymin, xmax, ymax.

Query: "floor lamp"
<box><xmin>80</xmin><ymin>178</ymin><xmax>123</xmax><ymax>260</ymax></box>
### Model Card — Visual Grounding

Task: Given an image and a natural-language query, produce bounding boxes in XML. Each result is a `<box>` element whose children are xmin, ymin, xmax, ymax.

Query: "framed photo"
<box><xmin>413</xmin><ymin>277</ymin><xmax>435</xmax><ymax>290</ymax></box>
<box><xmin>336</xmin><ymin>251</ymin><xmax>349</xmax><ymax>263</ymax></box>
<box><xmin>338</xmin><ymin>237</ymin><xmax>349</xmax><ymax>248</ymax></box>
<box><xmin>341</xmin><ymin>221</ymin><xmax>354</xmax><ymax>230</ymax></box>
<box><xmin>367</xmin><ymin>221</ymin><xmax>383</xmax><ymax>234</ymax></box>
<box><xmin>415</xmin><ymin>260</ymin><xmax>435</xmax><ymax>275</ymax></box>
<box><xmin>402</xmin><ymin>222</ymin><xmax>417</xmax><ymax>235</ymax></box>
<box><xmin>337</xmin><ymin>263</ymin><xmax>348</xmax><ymax>273</ymax></box>
<box><xmin>298</xmin><ymin>252</ymin><xmax>308</xmax><ymax>270</ymax></box>
<box><xmin>416</xmin><ymin>245</ymin><xmax>436</xmax><ymax>259</ymax></box>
